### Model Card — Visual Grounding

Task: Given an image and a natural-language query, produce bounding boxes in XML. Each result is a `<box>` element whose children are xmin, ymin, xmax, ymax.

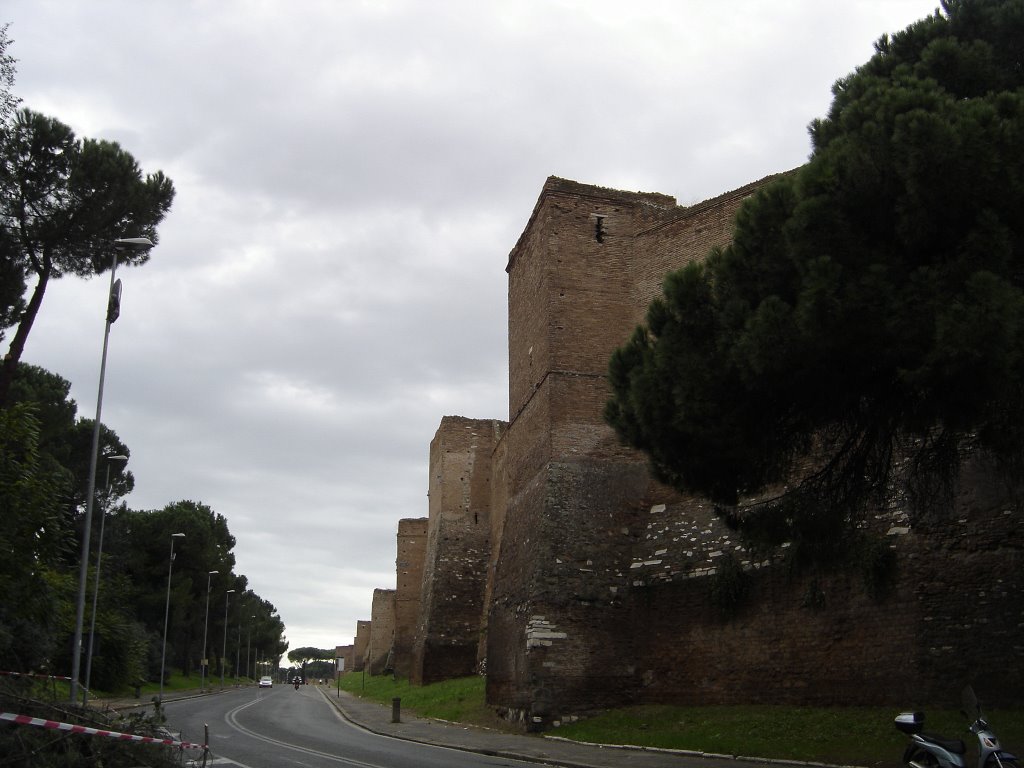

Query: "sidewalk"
<box><xmin>318</xmin><ymin>686</ymin><xmax>817</xmax><ymax>768</ymax></box>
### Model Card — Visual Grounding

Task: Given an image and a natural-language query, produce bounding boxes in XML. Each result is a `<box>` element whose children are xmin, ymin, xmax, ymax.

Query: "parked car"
<box><xmin>258</xmin><ymin>676</ymin><xmax>273</xmax><ymax>688</ymax></box>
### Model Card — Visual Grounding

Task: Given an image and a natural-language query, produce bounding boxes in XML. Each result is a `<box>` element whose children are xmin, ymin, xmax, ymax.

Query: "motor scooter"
<box><xmin>294</xmin><ymin>679</ymin><xmax>300</xmax><ymax>691</ymax></box>
<box><xmin>896</xmin><ymin>687</ymin><xmax>1018</xmax><ymax>768</ymax></box>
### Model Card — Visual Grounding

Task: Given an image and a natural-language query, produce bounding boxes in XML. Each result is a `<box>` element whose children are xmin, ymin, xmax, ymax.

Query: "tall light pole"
<box><xmin>235</xmin><ymin>612</ymin><xmax>241</xmax><ymax>682</ymax></box>
<box><xmin>82</xmin><ymin>453</ymin><xmax>129</xmax><ymax>704</ymax></box>
<box><xmin>246</xmin><ymin>615</ymin><xmax>255</xmax><ymax>682</ymax></box>
<box><xmin>69</xmin><ymin>236</ymin><xmax>154</xmax><ymax>705</ymax></box>
<box><xmin>158</xmin><ymin>532</ymin><xmax>185</xmax><ymax>705</ymax></box>
<box><xmin>221</xmin><ymin>589</ymin><xmax>235</xmax><ymax>686</ymax></box>
<box><xmin>200</xmin><ymin>570</ymin><xmax>218</xmax><ymax>691</ymax></box>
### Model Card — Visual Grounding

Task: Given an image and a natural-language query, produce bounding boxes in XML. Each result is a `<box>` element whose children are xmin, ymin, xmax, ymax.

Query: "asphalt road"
<box><xmin>162</xmin><ymin>685</ymin><xmax>554</xmax><ymax>768</ymax></box>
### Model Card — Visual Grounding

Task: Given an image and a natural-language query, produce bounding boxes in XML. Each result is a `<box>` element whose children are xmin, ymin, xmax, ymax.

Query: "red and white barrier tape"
<box><xmin>0</xmin><ymin>671</ymin><xmax>73</xmax><ymax>681</ymax></box>
<box><xmin>0</xmin><ymin>711</ymin><xmax>206</xmax><ymax>751</ymax></box>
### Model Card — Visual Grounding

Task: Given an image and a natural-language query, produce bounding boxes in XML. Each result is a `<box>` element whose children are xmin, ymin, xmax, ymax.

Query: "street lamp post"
<box><xmin>246</xmin><ymin>616</ymin><xmax>255</xmax><ymax>682</ymax></box>
<box><xmin>82</xmin><ymin>453</ymin><xmax>128</xmax><ymax>704</ymax></box>
<box><xmin>235</xmin><ymin>614</ymin><xmax>241</xmax><ymax>682</ymax></box>
<box><xmin>69</xmin><ymin>237</ymin><xmax>154</xmax><ymax>705</ymax></box>
<box><xmin>221</xmin><ymin>589</ymin><xmax>235</xmax><ymax>686</ymax></box>
<box><xmin>200</xmin><ymin>570</ymin><xmax>218</xmax><ymax>691</ymax></box>
<box><xmin>158</xmin><ymin>532</ymin><xmax>185</xmax><ymax>705</ymax></box>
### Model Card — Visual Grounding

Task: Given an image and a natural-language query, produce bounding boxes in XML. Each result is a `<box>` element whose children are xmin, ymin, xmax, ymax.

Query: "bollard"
<box><xmin>391</xmin><ymin>697</ymin><xmax>401</xmax><ymax>723</ymax></box>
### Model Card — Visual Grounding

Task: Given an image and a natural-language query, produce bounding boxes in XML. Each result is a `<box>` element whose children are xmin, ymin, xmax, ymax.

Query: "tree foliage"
<box><xmin>1</xmin><ymin>363</ymin><xmax>289</xmax><ymax>691</ymax></box>
<box><xmin>7</xmin><ymin>364</ymin><xmax>133</xmax><ymax>556</ymax></box>
<box><xmin>0</xmin><ymin>108</ymin><xmax>175</xmax><ymax>406</ymax></box>
<box><xmin>606</xmin><ymin>0</ymin><xmax>1024</xmax><ymax>560</ymax></box>
<box><xmin>0</xmin><ymin>403</ymin><xmax>66</xmax><ymax>670</ymax></box>
<box><xmin>288</xmin><ymin>647</ymin><xmax>335</xmax><ymax>663</ymax></box>
<box><xmin>0</xmin><ymin>24</ymin><xmax>17</xmax><ymax>126</ymax></box>
<box><xmin>0</xmin><ymin>25</ymin><xmax>22</xmax><ymax>343</ymax></box>
<box><xmin>0</xmin><ymin>364</ymin><xmax>287</xmax><ymax>765</ymax></box>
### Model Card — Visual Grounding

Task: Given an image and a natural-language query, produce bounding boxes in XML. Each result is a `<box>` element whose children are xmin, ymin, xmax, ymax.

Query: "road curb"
<box><xmin>316</xmin><ymin>687</ymin><xmax>853</xmax><ymax>768</ymax></box>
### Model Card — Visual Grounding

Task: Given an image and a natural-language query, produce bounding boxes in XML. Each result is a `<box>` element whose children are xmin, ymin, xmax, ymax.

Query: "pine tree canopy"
<box><xmin>605</xmin><ymin>0</ymin><xmax>1024</xmax><ymax>558</ymax></box>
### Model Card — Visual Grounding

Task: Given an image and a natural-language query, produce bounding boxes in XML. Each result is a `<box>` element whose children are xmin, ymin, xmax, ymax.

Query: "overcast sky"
<box><xmin>4</xmin><ymin>0</ymin><xmax>934</xmax><ymax>656</ymax></box>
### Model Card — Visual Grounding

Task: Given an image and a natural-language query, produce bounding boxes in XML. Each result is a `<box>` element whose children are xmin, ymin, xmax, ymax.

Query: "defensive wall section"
<box><xmin>484</xmin><ymin>175</ymin><xmax>1023</xmax><ymax>728</ymax></box>
<box><xmin>486</xmin><ymin>176</ymin><xmax>766</xmax><ymax>726</ymax></box>
<box><xmin>340</xmin><ymin>174</ymin><xmax>1021</xmax><ymax>730</ymax></box>
<box><xmin>627</xmin><ymin>455</ymin><xmax>1023</xmax><ymax>709</ymax></box>
<box><xmin>393</xmin><ymin>518</ymin><xmax>428</xmax><ymax>678</ymax></box>
<box><xmin>367</xmin><ymin>588</ymin><xmax>396</xmax><ymax>675</ymax></box>
<box><xmin>411</xmin><ymin>416</ymin><xmax>505</xmax><ymax>685</ymax></box>
<box><xmin>335</xmin><ymin>644</ymin><xmax>354</xmax><ymax>676</ymax></box>
<box><xmin>353</xmin><ymin>620</ymin><xmax>370</xmax><ymax>672</ymax></box>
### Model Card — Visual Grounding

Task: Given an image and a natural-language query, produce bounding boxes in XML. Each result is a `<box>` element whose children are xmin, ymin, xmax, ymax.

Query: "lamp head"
<box><xmin>114</xmin><ymin>237</ymin><xmax>154</xmax><ymax>251</ymax></box>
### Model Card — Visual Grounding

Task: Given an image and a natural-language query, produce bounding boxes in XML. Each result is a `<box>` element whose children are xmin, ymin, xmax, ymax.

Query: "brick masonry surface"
<box><xmin>367</xmin><ymin>588</ymin><xmax>396</xmax><ymax>675</ymax></box>
<box><xmin>335</xmin><ymin>644</ymin><xmax>354</xmax><ymax>676</ymax></box>
<box><xmin>353</xmin><ymin>620</ymin><xmax>370</xmax><ymax>672</ymax></box>
<box><xmin>351</xmin><ymin>174</ymin><xmax>1022</xmax><ymax>731</ymax></box>
<box><xmin>484</xmin><ymin>176</ymin><xmax>1023</xmax><ymax>729</ymax></box>
<box><xmin>412</xmin><ymin>417</ymin><xmax>504</xmax><ymax>685</ymax></box>
<box><xmin>393</xmin><ymin>518</ymin><xmax>428</xmax><ymax>678</ymax></box>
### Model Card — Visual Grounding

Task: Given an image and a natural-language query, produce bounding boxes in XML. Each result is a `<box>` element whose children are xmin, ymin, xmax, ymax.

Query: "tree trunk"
<box><xmin>0</xmin><ymin>267</ymin><xmax>51</xmax><ymax>408</ymax></box>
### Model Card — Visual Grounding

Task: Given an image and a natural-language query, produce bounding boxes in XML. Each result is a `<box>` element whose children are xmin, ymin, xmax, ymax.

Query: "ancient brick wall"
<box><xmin>412</xmin><ymin>416</ymin><xmax>504</xmax><ymax>685</ymax></box>
<box><xmin>484</xmin><ymin>174</ymin><xmax>1024</xmax><ymax>730</ymax></box>
<box><xmin>335</xmin><ymin>644</ymin><xmax>354</xmax><ymax>676</ymax></box>
<box><xmin>478</xmin><ymin>425</ymin><xmax>509</xmax><ymax>668</ymax></box>
<box><xmin>336</xmin><ymin>171</ymin><xmax>1024</xmax><ymax>729</ymax></box>
<box><xmin>628</xmin><ymin>175</ymin><xmax>788</xmax><ymax>321</ymax></box>
<box><xmin>489</xmin><ymin>177</ymin><xmax>710</xmax><ymax>726</ymax></box>
<box><xmin>367</xmin><ymin>588</ymin><xmax>396</xmax><ymax>675</ymax></box>
<box><xmin>629</xmin><ymin>457</ymin><xmax>1023</xmax><ymax>710</ymax></box>
<box><xmin>393</xmin><ymin>517</ymin><xmax>428</xmax><ymax>678</ymax></box>
<box><xmin>353</xmin><ymin>620</ymin><xmax>370</xmax><ymax>672</ymax></box>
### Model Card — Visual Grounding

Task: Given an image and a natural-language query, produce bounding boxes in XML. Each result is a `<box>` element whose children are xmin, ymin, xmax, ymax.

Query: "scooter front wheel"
<box><xmin>985</xmin><ymin>757</ymin><xmax>1019</xmax><ymax>768</ymax></box>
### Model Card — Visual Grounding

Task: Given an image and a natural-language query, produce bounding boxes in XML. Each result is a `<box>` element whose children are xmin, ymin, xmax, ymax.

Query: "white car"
<box><xmin>258</xmin><ymin>676</ymin><xmax>273</xmax><ymax>688</ymax></box>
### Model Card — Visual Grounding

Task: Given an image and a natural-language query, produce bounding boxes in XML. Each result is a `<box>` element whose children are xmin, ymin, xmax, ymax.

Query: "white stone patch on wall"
<box><xmin>526</xmin><ymin>615</ymin><xmax>567</xmax><ymax>650</ymax></box>
<box><xmin>628</xmin><ymin>498</ymin><xmax>771</xmax><ymax>587</ymax></box>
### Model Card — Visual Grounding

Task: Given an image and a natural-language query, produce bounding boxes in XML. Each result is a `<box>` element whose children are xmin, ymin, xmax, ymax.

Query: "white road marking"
<box><xmin>223</xmin><ymin>699</ymin><xmax>382</xmax><ymax>767</ymax></box>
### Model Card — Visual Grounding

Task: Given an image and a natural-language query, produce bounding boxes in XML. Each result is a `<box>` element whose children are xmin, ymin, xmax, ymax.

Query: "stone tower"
<box><xmin>366</xmin><ymin>588</ymin><xmax>396</xmax><ymax>675</ymax></box>
<box><xmin>486</xmin><ymin>176</ymin><xmax>770</xmax><ymax>727</ymax></box>
<box><xmin>393</xmin><ymin>517</ymin><xmax>428</xmax><ymax>678</ymax></box>
<box><xmin>411</xmin><ymin>416</ymin><xmax>505</xmax><ymax>684</ymax></box>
